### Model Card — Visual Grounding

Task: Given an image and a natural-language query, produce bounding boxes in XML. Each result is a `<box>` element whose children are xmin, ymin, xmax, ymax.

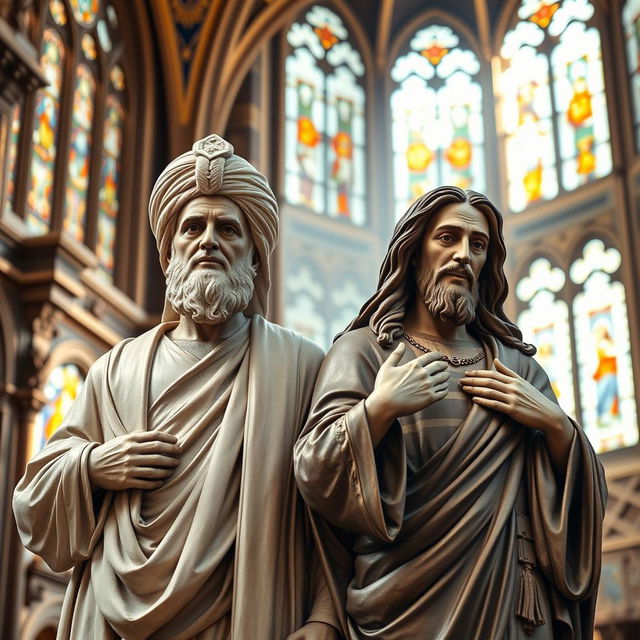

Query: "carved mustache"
<box><xmin>437</xmin><ymin>263</ymin><xmax>475</xmax><ymax>285</ymax></box>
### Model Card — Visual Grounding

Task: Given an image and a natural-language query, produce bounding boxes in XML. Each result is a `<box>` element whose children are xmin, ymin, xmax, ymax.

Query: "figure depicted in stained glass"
<box><xmin>567</xmin><ymin>58</ymin><xmax>595</xmax><ymax>177</ymax></box>
<box><xmin>285</xmin><ymin>5</ymin><xmax>366</xmax><ymax>224</ymax></box>
<box><xmin>296</xmin><ymin>80</ymin><xmax>321</xmax><ymax>208</ymax></box>
<box><xmin>591</xmin><ymin>316</ymin><xmax>620</xmax><ymax>427</ymax></box>
<box><xmin>445</xmin><ymin>104</ymin><xmax>473</xmax><ymax>189</ymax></box>
<box><xmin>64</xmin><ymin>66</ymin><xmax>95</xmax><ymax>241</ymax></box>
<box><xmin>96</xmin><ymin>96</ymin><xmax>124</xmax><ymax>276</ymax></box>
<box><xmin>26</xmin><ymin>29</ymin><xmax>64</xmax><ymax>234</ymax></box>
<box><xmin>517</xmin><ymin>82</ymin><xmax>545</xmax><ymax>202</ymax></box>
<box><xmin>571</xmin><ymin>239</ymin><xmax>637</xmax><ymax>452</ymax></box>
<box><xmin>331</xmin><ymin>98</ymin><xmax>354</xmax><ymax>217</ymax></box>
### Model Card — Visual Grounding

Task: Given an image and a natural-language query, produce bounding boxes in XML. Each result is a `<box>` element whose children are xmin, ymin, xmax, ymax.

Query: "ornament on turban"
<box><xmin>148</xmin><ymin>134</ymin><xmax>279</xmax><ymax>317</ymax></box>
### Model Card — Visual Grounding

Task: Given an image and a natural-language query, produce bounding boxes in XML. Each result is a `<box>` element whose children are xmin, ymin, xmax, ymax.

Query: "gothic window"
<box><xmin>390</xmin><ymin>23</ymin><xmax>486</xmax><ymax>221</ymax></box>
<box><xmin>515</xmin><ymin>240</ymin><xmax>638</xmax><ymax>454</ymax></box>
<box><xmin>499</xmin><ymin>0</ymin><xmax>611</xmax><ymax>212</ymax></box>
<box><xmin>28</xmin><ymin>363</ymin><xmax>85</xmax><ymax>460</ymax></box>
<box><xmin>570</xmin><ymin>240</ymin><xmax>637</xmax><ymax>453</ymax></box>
<box><xmin>284</xmin><ymin>5</ymin><xmax>367</xmax><ymax>225</ymax></box>
<box><xmin>7</xmin><ymin>0</ymin><xmax>127</xmax><ymax>280</ymax></box>
<box><xmin>623</xmin><ymin>0</ymin><xmax>640</xmax><ymax>150</ymax></box>
<box><xmin>516</xmin><ymin>258</ymin><xmax>575</xmax><ymax>418</ymax></box>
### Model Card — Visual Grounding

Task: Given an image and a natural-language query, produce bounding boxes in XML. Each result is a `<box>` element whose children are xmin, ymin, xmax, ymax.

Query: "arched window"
<box><xmin>570</xmin><ymin>239</ymin><xmax>637</xmax><ymax>452</ymax></box>
<box><xmin>515</xmin><ymin>239</ymin><xmax>638</xmax><ymax>454</ymax></box>
<box><xmin>499</xmin><ymin>0</ymin><xmax>611</xmax><ymax>212</ymax></box>
<box><xmin>390</xmin><ymin>23</ymin><xmax>486</xmax><ymax>220</ymax></box>
<box><xmin>622</xmin><ymin>0</ymin><xmax>640</xmax><ymax>150</ymax></box>
<box><xmin>28</xmin><ymin>362</ymin><xmax>85</xmax><ymax>460</ymax></box>
<box><xmin>7</xmin><ymin>0</ymin><xmax>127</xmax><ymax>280</ymax></box>
<box><xmin>516</xmin><ymin>257</ymin><xmax>575</xmax><ymax>418</ymax></box>
<box><xmin>284</xmin><ymin>4</ymin><xmax>367</xmax><ymax>226</ymax></box>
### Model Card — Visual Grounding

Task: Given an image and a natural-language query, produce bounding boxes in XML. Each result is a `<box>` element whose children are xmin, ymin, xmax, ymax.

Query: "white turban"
<box><xmin>148</xmin><ymin>134</ymin><xmax>279</xmax><ymax>317</ymax></box>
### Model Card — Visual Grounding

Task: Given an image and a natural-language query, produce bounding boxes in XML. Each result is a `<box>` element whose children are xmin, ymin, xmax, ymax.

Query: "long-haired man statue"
<box><xmin>295</xmin><ymin>186</ymin><xmax>607</xmax><ymax>639</ymax></box>
<box><xmin>14</xmin><ymin>135</ymin><xmax>339</xmax><ymax>640</ymax></box>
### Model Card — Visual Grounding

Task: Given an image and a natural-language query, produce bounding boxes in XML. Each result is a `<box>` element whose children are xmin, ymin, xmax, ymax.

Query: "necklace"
<box><xmin>402</xmin><ymin>332</ymin><xmax>485</xmax><ymax>367</ymax></box>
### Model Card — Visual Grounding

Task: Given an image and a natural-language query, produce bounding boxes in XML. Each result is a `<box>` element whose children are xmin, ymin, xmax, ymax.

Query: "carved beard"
<box><xmin>415</xmin><ymin>262</ymin><xmax>478</xmax><ymax>326</ymax></box>
<box><xmin>165</xmin><ymin>253</ymin><xmax>256</xmax><ymax>325</ymax></box>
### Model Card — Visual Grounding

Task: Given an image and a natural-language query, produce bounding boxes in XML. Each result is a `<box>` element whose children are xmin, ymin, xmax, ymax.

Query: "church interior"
<box><xmin>1</xmin><ymin>0</ymin><xmax>640</xmax><ymax>638</ymax></box>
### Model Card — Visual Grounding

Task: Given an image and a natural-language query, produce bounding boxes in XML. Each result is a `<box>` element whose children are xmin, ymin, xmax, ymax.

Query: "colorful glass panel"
<box><xmin>551</xmin><ymin>21</ymin><xmax>611</xmax><ymax>189</ymax></box>
<box><xmin>29</xmin><ymin>363</ymin><xmax>84</xmax><ymax>460</ymax></box>
<box><xmin>49</xmin><ymin>0</ymin><xmax>67</xmax><ymax>25</ymax></box>
<box><xmin>500</xmin><ymin>22</ymin><xmax>557</xmax><ymax>211</ymax></box>
<box><xmin>623</xmin><ymin>0</ymin><xmax>640</xmax><ymax>150</ymax></box>
<box><xmin>26</xmin><ymin>29</ymin><xmax>65</xmax><ymax>235</ymax></box>
<box><xmin>64</xmin><ymin>65</ymin><xmax>96</xmax><ymax>242</ymax></box>
<box><xmin>70</xmin><ymin>0</ymin><xmax>99</xmax><ymax>26</ymax></box>
<box><xmin>516</xmin><ymin>258</ymin><xmax>575</xmax><ymax>417</ymax></box>
<box><xmin>570</xmin><ymin>240</ymin><xmax>637</xmax><ymax>452</ymax></box>
<box><xmin>500</xmin><ymin>0</ymin><xmax>611</xmax><ymax>211</ymax></box>
<box><xmin>81</xmin><ymin>32</ymin><xmax>97</xmax><ymax>60</ymax></box>
<box><xmin>391</xmin><ymin>25</ymin><xmax>485</xmax><ymax>220</ymax></box>
<box><xmin>96</xmin><ymin>95</ymin><xmax>124</xmax><ymax>278</ymax></box>
<box><xmin>97</xmin><ymin>19</ymin><xmax>112</xmax><ymax>52</ymax></box>
<box><xmin>4</xmin><ymin>103</ymin><xmax>21</xmax><ymax>215</ymax></box>
<box><xmin>110</xmin><ymin>64</ymin><xmax>125</xmax><ymax>91</ymax></box>
<box><xmin>285</xmin><ymin>5</ymin><xmax>366</xmax><ymax>225</ymax></box>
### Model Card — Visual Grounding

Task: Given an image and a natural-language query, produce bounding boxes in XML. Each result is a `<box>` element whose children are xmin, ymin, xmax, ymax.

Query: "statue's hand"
<box><xmin>367</xmin><ymin>342</ymin><xmax>449</xmax><ymax>423</ymax></box>
<box><xmin>286</xmin><ymin>621</ymin><xmax>341</xmax><ymax>640</ymax></box>
<box><xmin>88</xmin><ymin>430</ymin><xmax>180</xmax><ymax>491</ymax></box>
<box><xmin>460</xmin><ymin>359</ymin><xmax>566</xmax><ymax>432</ymax></box>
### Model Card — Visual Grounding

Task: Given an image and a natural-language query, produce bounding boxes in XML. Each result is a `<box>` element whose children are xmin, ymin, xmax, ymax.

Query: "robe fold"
<box><xmin>14</xmin><ymin>315</ymin><xmax>336</xmax><ymax>639</ymax></box>
<box><xmin>294</xmin><ymin>327</ymin><xmax>607</xmax><ymax>640</ymax></box>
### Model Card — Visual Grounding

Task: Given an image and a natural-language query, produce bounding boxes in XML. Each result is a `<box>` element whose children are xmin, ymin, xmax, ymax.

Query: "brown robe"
<box><xmin>294</xmin><ymin>327</ymin><xmax>607</xmax><ymax>640</ymax></box>
<box><xmin>14</xmin><ymin>315</ymin><xmax>336</xmax><ymax>639</ymax></box>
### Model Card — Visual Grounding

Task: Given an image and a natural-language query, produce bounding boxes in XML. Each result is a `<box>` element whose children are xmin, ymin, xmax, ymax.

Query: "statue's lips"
<box><xmin>193</xmin><ymin>256</ymin><xmax>224</xmax><ymax>268</ymax></box>
<box><xmin>440</xmin><ymin>270</ymin><xmax>473</xmax><ymax>286</ymax></box>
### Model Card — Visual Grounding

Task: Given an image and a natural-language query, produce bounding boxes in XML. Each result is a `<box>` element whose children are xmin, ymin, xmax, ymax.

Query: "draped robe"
<box><xmin>294</xmin><ymin>327</ymin><xmax>607</xmax><ymax>640</ymax></box>
<box><xmin>14</xmin><ymin>315</ymin><xmax>335</xmax><ymax>639</ymax></box>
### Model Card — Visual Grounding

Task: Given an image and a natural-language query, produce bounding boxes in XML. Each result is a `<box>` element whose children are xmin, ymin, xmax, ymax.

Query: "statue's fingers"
<box><xmin>415</xmin><ymin>351</ymin><xmax>444</xmax><ymax>367</ymax></box>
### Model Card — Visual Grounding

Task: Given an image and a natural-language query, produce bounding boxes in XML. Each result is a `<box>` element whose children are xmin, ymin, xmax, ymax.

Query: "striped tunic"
<box><xmin>400</xmin><ymin>340</ymin><xmax>486</xmax><ymax>472</ymax></box>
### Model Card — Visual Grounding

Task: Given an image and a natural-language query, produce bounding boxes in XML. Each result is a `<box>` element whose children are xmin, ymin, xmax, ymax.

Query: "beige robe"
<box><xmin>295</xmin><ymin>327</ymin><xmax>607</xmax><ymax>640</ymax></box>
<box><xmin>14</xmin><ymin>315</ymin><xmax>335</xmax><ymax>639</ymax></box>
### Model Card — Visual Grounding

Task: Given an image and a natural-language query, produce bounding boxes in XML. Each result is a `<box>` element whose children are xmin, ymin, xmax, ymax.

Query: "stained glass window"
<box><xmin>570</xmin><ymin>239</ymin><xmax>637</xmax><ymax>453</ymax></box>
<box><xmin>285</xmin><ymin>5</ymin><xmax>366</xmax><ymax>225</ymax></box>
<box><xmin>29</xmin><ymin>363</ymin><xmax>84</xmax><ymax>460</ymax></box>
<box><xmin>96</xmin><ymin>95</ymin><xmax>124</xmax><ymax>277</ymax></box>
<box><xmin>3</xmin><ymin>103</ymin><xmax>21</xmax><ymax>215</ymax></box>
<box><xmin>623</xmin><ymin>0</ymin><xmax>640</xmax><ymax>150</ymax></box>
<box><xmin>516</xmin><ymin>258</ymin><xmax>575</xmax><ymax>417</ymax></box>
<box><xmin>64</xmin><ymin>65</ymin><xmax>96</xmax><ymax>242</ymax></box>
<box><xmin>390</xmin><ymin>24</ymin><xmax>486</xmax><ymax>220</ymax></box>
<box><xmin>70</xmin><ymin>0</ymin><xmax>99</xmax><ymax>26</ymax></box>
<box><xmin>499</xmin><ymin>0</ymin><xmax>611</xmax><ymax>212</ymax></box>
<box><xmin>25</xmin><ymin>28</ymin><xmax>65</xmax><ymax>234</ymax></box>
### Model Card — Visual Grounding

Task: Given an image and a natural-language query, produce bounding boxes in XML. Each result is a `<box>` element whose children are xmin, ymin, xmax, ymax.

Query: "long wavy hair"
<box><xmin>340</xmin><ymin>186</ymin><xmax>535</xmax><ymax>356</ymax></box>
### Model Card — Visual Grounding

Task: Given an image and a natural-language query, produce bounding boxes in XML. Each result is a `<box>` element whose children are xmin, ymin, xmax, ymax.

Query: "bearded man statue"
<box><xmin>13</xmin><ymin>135</ymin><xmax>339</xmax><ymax>640</ymax></box>
<box><xmin>294</xmin><ymin>186</ymin><xmax>607</xmax><ymax>639</ymax></box>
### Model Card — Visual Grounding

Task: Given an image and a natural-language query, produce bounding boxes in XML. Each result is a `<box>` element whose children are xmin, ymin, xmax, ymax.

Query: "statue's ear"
<box><xmin>251</xmin><ymin>251</ymin><xmax>259</xmax><ymax>276</ymax></box>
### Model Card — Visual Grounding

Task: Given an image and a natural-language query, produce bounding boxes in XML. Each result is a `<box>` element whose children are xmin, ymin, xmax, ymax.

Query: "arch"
<box><xmin>19</xmin><ymin>595</ymin><xmax>64</xmax><ymax>640</ymax></box>
<box><xmin>196</xmin><ymin>0</ymin><xmax>375</xmax><ymax>137</ymax></box>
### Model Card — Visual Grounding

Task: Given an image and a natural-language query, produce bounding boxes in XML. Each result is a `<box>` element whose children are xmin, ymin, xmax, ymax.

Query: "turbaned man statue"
<box><xmin>294</xmin><ymin>186</ymin><xmax>607</xmax><ymax>639</ymax></box>
<box><xmin>14</xmin><ymin>135</ymin><xmax>339</xmax><ymax>640</ymax></box>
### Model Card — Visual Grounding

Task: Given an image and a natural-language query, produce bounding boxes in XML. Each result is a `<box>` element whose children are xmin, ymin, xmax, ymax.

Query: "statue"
<box><xmin>294</xmin><ymin>186</ymin><xmax>607</xmax><ymax>639</ymax></box>
<box><xmin>13</xmin><ymin>135</ymin><xmax>339</xmax><ymax>640</ymax></box>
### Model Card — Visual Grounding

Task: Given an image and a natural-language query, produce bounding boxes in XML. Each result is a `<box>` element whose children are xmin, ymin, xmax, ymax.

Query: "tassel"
<box><xmin>515</xmin><ymin>562</ymin><xmax>546</xmax><ymax>635</ymax></box>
